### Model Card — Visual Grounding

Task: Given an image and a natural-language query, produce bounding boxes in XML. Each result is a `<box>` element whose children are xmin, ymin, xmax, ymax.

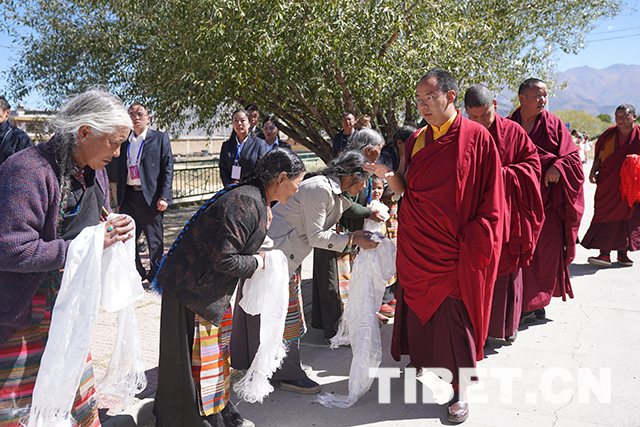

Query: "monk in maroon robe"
<box><xmin>508</xmin><ymin>78</ymin><xmax>584</xmax><ymax>320</ymax></box>
<box><xmin>582</xmin><ymin>104</ymin><xmax>640</xmax><ymax>266</ymax></box>
<box><xmin>465</xmin><ymin>85</ymin><xmax>544</xmax><ymax>343</ymax></box>
<box><xmin>392</xmin><ymin>69</ymin><xmax>503</xmax><ymax>424</ymax></box>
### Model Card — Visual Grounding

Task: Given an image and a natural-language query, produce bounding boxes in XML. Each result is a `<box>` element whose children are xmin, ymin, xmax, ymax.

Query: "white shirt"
<box><xmin>265</xmin><ymin>137</ymin><xmax>280</xmax><ymax>152</ymax></box>
<box><xmin>126</xmin><ymin>127</ymin><xmax>149</xmax><ymax>186</ymax></box>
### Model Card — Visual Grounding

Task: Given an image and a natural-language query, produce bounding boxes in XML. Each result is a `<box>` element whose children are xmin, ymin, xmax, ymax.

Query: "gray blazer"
<box><xmin>268</xmin><ymin>175</ymin><xmax>351</xmax><ymax>276</ymax></box>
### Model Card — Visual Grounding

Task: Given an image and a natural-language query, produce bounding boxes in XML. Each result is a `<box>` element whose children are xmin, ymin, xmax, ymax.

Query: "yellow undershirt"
<box><xmin>411</xmin><ymin>112</ymin><xmax>458</xmax><ymax>158</ymax></box>
<box><xmin>601</xmin><ymin>134</ymin><xmax>616</xmax><ymax>163</ymax></box>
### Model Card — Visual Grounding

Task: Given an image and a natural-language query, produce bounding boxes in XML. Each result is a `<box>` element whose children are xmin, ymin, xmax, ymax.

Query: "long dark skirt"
<box><xmin>230</xmin><ymin>275</ymin><xmax>306</xmax><ymax>381</ymax></box>
<box><xmin>154</xmin><ymin>290</ymin><xmax>245</xmax><ymax>427</ymax></box>
<box><xmin>488</xmin><ymin>270</ymin><xmax>523</xmax><ymax>339</ymax></box>
<box><xmin>581</xmin><ymin>207</ymin><xmax>640</xmax><ymax>252</ymax></box>
<box><xmin>391</xmin><ymin>286</ymin><xmax>476</xmax><ymax>388</ymax></box>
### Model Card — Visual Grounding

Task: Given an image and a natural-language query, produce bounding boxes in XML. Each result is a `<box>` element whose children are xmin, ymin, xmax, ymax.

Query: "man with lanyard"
<box><xmin>118</xmin><ymin>103</ymin><xmax>174</xmax><ymax>282</ymax></box>
<box><xmin>219</xmin><ymin>108</ymin><xmax>267</xmax><ymax>187</ymax></box>
<box><xmin>0</xmin><ymin>96</ymin><xmax>33</xmax><ymax>166</ymax></box>
<box><xmin>582</xmin><ymin>104</ymin><xmax>640</xmax><ymax>267</ymax></box>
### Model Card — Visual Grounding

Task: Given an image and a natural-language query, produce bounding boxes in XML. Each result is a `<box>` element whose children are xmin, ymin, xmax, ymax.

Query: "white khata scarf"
<box><xmin>233</xmin><ymin>249</ymin><xmax>290</xmax><ymax>403</ymax></box>
<box><xmin>27</xmin><ymin>214</ymin><xmax>146</xmax><ymax>427</ymax></box>
<box><xmin>317</xmin><ymin>232</ymin><xmax>397</xmax><ymax>408</ymax></box>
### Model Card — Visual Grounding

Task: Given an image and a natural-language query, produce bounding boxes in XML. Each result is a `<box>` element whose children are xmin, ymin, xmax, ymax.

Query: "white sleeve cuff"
<box><xmin>253</xmin><ymin>254</ymin><xmax>264</xmax><ymax>271</ymax></box>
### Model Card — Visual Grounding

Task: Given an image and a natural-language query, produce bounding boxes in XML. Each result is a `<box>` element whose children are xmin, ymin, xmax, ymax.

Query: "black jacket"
<box><xmin>156</xmin><ymin>183</ymin><xmax>268</xmax><ymax>324</ymax></box>
<box><xmin>0</xmin><ymin>120</ymin><xmax>34</xmax><ymax>166</ymax></box>
<box><xmin>219</xmin><ymin>135</ymin><xmax>267</xmax><ymax>187</ymax></box>
<box><xmin>117</xmin><ymin>128</ymin><xmax>174</xmax><ymax>206</ymax></box>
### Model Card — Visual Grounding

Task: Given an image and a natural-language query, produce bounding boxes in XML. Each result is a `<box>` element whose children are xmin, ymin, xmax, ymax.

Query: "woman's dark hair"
<box><xmin>311</xmin><ymin>150</ymin><xmax>370</xmax><ymax>182</ymax></box>
<box><xmin>391</xmin><ymin>125</ymin><xmax>417</xmax><ymax>145</ymax></box>
<box><xmin>263</xmin><ymin>116</ymin><xmax>280</xmax><ymax>128</ymax></box>
<box><xmin>241</xmin><ymin>148</ymin><xmax>305</xmax><ymax>185</ymax></box>
<box><xmin>232</xmin><ymin>108</ymin><xmax>248</xmax><ymax>119</ymax></box>
<box><xmin>154</xmin><ymin>148</ymin><xmax>304</xmax><ymax>291</ymax></box>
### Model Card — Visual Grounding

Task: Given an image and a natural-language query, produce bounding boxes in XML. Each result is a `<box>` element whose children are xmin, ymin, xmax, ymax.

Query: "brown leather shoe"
<box><xmin>447</xmin><ymin>400</ymin><xmax>469</xmax><ymax>423</ymax></box>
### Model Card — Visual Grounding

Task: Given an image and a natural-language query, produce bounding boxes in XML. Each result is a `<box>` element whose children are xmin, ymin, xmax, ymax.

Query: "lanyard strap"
<box><xmin>234</xmin><ymin>136</ymin><xmax>245</xmax><ymax>164</ymax></box>
<box><xmin>128</xmin><ymin>138</ymin><xmax>145</xmax><ymax>167</ymax></box>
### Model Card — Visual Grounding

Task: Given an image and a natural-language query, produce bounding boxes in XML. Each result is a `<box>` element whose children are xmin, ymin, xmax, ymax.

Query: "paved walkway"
<box><xmin>93</xmin><ymin>161</ymin><xmax>640</xmax><ymax>426</ymax></box>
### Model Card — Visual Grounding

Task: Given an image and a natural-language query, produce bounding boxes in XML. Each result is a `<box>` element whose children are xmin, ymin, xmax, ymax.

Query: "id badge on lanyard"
<box><xmin>232</xmin><ymin>141</ymin><xmax>243</xmax><ymax>181</ymax></box>
<box><xmin>129</xmin><ymin>165</ymin><xmax>140</xmax><ymax>179</ymax></box>
<box><xmin>231</xmin><ymin>165</ymin><xmax>242</xmax><ymax>180</ymax></box>
<box><xmin>128</xmin><ymin>138</ymin><xmax>145</xmax><ymax>180</ymax></box>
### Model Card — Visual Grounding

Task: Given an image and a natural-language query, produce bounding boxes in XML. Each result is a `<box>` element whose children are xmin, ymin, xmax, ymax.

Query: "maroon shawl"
<box><xmin>489</xmin><ymin>114</ymin><xmax>544</xmax><ymax>276</ymax></box>
<box><xmin>508</xmin><ymin>108</ymin><xmax>584</xmax><ymax>266</ymax></box>
<box><xmin>592</xmin><ymin>125</ymin><xmax>640</xmax><ymax>223</ymax></box>
<box><xmin>397</xmin><ymin>113</ymin><xmax>504</xmax><ymax>361</ymax></box>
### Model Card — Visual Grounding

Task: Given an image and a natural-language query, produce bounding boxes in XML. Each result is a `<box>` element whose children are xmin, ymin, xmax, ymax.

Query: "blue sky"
<box><xmin>555</xmin><ymin>0</ymin><xmax>640</xmax><ymax>71</ymax></box>
<box><xmin>1</xmin><ymin>1</ymin><xmax>639</xmax><ymax>109</ymax></box>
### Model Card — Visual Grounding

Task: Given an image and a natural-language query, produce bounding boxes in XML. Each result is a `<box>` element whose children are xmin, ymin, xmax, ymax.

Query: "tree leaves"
<box><xmin>2</xmin><ymin>0</ymin><xmax>625</xmax><ymax>160</ymax></box>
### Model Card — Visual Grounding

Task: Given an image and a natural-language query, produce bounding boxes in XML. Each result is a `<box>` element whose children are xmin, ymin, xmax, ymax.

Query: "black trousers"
<box><xmin>311</xmin><ymin>248</ymin><xmax>342</xmax><ymax>339</ymax></box>
<box><xmin>120</xmin><ymin>187</ymin><xmax>165</xmax><ymax>279</ymax></box>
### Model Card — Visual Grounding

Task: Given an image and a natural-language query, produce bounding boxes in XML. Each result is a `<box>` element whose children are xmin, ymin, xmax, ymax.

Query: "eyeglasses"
<box><xmin>129</xmin><ymin>112</ymin><xmax>148</xmax><ymax>119</ymax></box>
<box><xmin>263</xmin><ymin>125</ymin><xmax>277</xmax><ymax>131</ymax></box>
<box><xmin>414</xmin><ymin>92</ymin><xmax>446</xmax><ymax>106</ymax></box>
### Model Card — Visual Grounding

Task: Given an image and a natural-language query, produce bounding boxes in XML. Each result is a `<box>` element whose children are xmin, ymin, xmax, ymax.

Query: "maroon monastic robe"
<box><xmin>582</xmin><ymin>124</ymin><xmax>640</xmax><ymax>251</ymax></box>
<box><xmin>508</xmin><ymin>108</ymin><xmax>584</xmax><ymax>312</ymax></box>
<box><xmin>392</xmin><ymin>113</ymin><xmax>504</xmax><ymax>363</ymax></box>
<box><xmin>487</xmin><ymin>114</ymin><xmax>544</xmax><ymax>338</ymax></box>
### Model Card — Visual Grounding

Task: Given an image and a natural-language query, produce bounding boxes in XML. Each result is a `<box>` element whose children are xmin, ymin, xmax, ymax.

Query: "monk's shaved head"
<box><xmin>518</xmin><ymin>78</ymin><xmax>545</xmax><ymax>95</ymax></box>
<box><xmin>464</xmin><ymin>85</ymin><xmax>494</xmax><ymax>109</ymax></box>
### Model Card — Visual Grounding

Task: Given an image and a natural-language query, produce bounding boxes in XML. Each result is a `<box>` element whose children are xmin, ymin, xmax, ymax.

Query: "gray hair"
<box><xmin>464</xmin><ymin>84</ymin><xmax>494</xmax><ymax>109</ymax></box>
<box><xmin>616</xmin><ymin>104</ymin><xmax>636</xmax><ymax>116</ymax></box>
<box><xmin>314</xmin><ymin>150</ymin><xmax>371</xmax><ymax>182</ymax></box>
<box><xmin>345</xmin><ymin>128</ymin><xmax>384</xmax><ymax>154</ymax></box>
<box><xmin>53</xmin><ymin>89</ymin><xmax>132</xmax><ymax>229</ymax></box>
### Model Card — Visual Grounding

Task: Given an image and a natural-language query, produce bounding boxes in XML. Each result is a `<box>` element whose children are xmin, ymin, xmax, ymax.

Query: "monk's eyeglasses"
<box><xmin>414</xmin><ymin>92</ymin><xmax>446</xmax><ymax>106</ymax></box>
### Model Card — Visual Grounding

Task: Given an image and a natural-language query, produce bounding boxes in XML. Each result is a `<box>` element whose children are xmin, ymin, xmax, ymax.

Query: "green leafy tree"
<box><xmin>597</xmin><ymin>113</ymin><xmax>612</xmax><ymax>123</ymax></box>
<box><xmin>2</xmin><ymin>0</ymin><xmax>624</xmax><ymax>160</ymax></box>
<box><xmin>553</xmin><ymin>109</ymin><xmax>612</xmax><ymax>137</ymax></box>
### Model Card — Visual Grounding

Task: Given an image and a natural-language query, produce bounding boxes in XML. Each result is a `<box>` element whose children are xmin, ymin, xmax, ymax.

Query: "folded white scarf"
<box><xmin>27</xmin><ymin>214</ymin><xmax>146</xmax><ymax>426</ymax></box>
<box><xmin>233</xmin><ymin>250</ymin><xmax>289</xmax><ymax>403</ymax></box>
<box><xmin>317</xmin><ymin>233</ymin><xmax>397</xmax><ymax>408</ymax></box>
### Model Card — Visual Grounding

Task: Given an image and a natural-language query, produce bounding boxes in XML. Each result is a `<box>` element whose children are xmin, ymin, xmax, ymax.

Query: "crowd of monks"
<box><xmin>392</xmin><ymin>68</ymin><xmax>639</xmax><ymax>423</ymax></box>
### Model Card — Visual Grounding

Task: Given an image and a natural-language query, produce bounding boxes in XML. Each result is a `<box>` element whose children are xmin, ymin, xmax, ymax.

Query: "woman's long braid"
<box><xmin>54</xmin><ymin>134</ymin><xmax>75</xmax><ymax>237</ymax></box>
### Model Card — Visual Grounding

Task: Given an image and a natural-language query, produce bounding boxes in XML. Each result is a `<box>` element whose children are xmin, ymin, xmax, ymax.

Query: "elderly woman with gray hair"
<box><xmin>312</xmin><ymin>128</ymin><xmax>405</xmax><ymax>339</ymax></box>
<box><xmin>0</xmin><ymin>89</ymin><xmax>134</xmax><ymax>426</ymax></box>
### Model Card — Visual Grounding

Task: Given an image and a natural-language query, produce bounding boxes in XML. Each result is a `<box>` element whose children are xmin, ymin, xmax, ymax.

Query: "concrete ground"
<box><xmin>93</xmin><ymin>159</ymin><xmax>640</xmax><ymax>427</ymax></box>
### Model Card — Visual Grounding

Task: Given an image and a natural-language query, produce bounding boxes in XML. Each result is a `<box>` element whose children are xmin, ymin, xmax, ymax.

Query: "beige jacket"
<box><xmin>269</xmin><ymin>175</ymin><xmax>351</xmax><ymax>276</ymax></box>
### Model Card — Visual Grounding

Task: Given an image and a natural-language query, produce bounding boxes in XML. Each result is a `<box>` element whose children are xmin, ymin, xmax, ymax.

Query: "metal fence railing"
<box><xmin>171</xmin><ymin>152</ymin><xmax>325</xmax><ymax>205</ymax></box>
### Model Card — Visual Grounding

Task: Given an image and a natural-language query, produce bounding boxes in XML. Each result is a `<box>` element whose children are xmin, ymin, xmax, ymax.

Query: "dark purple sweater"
<box><xmin>0</xmin><ymin>137</ymin><xmax>110</xmax><ymax>344</ymax></box>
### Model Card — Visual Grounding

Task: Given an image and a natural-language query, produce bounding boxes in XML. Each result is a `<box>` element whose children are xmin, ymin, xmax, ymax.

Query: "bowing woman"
<box><xmin>231</xmin><ymin>150</ymin><xmax>380</xmax><ymax>394</ymax></box>
<box><xmin>153</xmin><ymin>148</ymin><xmax>305</xmax><ymax>427</ymax></box>
<box><xmin>0</xmin><ymin>89</ymin><xmax>134</xmax><ymax>426</ymax></box>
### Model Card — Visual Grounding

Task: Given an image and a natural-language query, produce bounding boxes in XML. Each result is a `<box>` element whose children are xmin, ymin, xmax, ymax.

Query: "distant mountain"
<box><xmin>553</xmin><ymin>64</ymin><xmax>640</xmax><ymax>115</ymax></box>
<box><xmin>495</xmin><ymin>64</ymin><xmax>640</xmax><ymax>117</ymax></box>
